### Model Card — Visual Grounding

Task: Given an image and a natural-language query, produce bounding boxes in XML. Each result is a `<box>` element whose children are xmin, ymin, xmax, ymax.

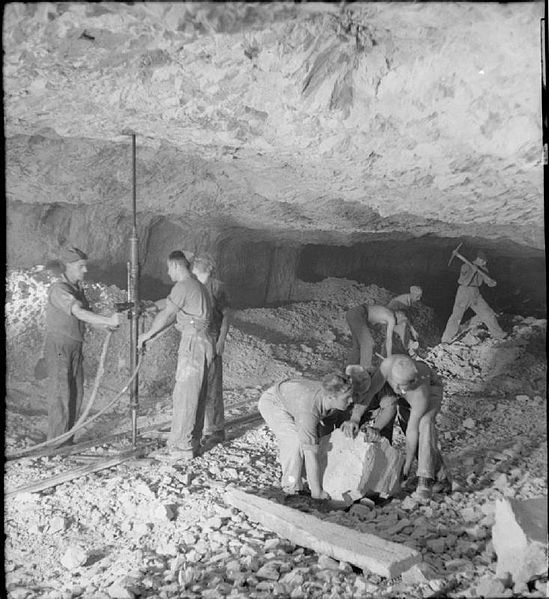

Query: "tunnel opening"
<box><xmin>296</xmin><ymin>236</ymin><xmax>547</xmax><ymax>329</ymax></box>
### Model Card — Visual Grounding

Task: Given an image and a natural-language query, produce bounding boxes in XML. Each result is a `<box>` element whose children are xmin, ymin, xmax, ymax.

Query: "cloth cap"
<box><xmin>410</xmin><ymin>285</ymin><xmax>422</xmax><ymax>295</ymax></box>
<box><xmin>391</xmin><ymin>355</ymin><xmax>418</xmax><ymax>385</ymax></box>
<box><xmin>60</xmin><ymin>246</ymin><xmax>88</xmax><ymax>263</ymax></box>
<box><xmin>475</xmin><ymin>250</ymin><xmax>487</xmax><ymax>262</ymax></box>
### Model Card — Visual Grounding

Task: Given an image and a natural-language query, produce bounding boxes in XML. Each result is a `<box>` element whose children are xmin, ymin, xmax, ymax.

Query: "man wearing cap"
<box><xmin>191</xmin><ymin>255</ymin><xmax>232</xmax><ymax>447</ymax></box>
<box><xmin>138</xmin><ymin>250</ymin><xmax>214</xmax><ymax>461</ymax></box>
<box><xmin>345</xmin><ymin>303</ymin><xmax>396</xmax><ymax>372</ymax></box>
<box><xmin>45</xmin><ymin>246</ymin><xmax>121</xmax><ymax>443</ymax></box>
<box><xmin>441</xmin><ymin>250</ymin><xmax>505</xmax><ymax>343</ymax></box>
<box><xmin>387</xmin><ymin>286</ymin><xmax>423</xmax><ymax>356</ymax></box>
<box><xmin>341</xmin><ymin>354</ymin><xmax>451</xmax><ymax>501</ymax></box>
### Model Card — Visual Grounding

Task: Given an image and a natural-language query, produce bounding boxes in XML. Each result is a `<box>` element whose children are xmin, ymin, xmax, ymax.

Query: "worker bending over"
<box><xmin>441</xmin><ymin>250</ymin><xmax>505</xmax><ymax>343</ymax></box>
<box><xmin>345</xmin><ymin>303</ymin><xmax>396</xmax><ymax>371</ymax></box>
<box><xmin>342</xmin><ymin>354</ymin><xmax>451</xmax><ymax>501</ymax></box>
<box><xmin>191</xmin><ymin>255</ymin><xmax>232</xmax><ymax>447</ymax></box>
<box><xmin>139</xmin><ymin>251</ymin><xmax>214</xmax><ymax>462</ymax></box>
<box><xmin>387</xmin><ymin>285</ymin><xmax>422</xmax><ymax>355</ymax></box>
<box><xmin>45</xmin><ymin>246</ymin><xmax>120</xmax><ymax>443</ymax></box>
<box><xmin>259</xmin><ymin>373</ymin><xmax>354</xmax><ymax>499</ymax></box>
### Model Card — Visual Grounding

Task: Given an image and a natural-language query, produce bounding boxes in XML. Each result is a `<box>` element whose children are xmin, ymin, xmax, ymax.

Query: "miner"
<box><xmin>191</xmin><ymin>255</ymin><xmax>232</xmax><ymax>447</ymax></box>
<box><xmin>387</xmin><ymin>285</ymin><xmax>423</xmax><ymax>356</ymax></box>
<box><xmin>45</xmin><ymin>246</ymin><xmax>121</xmax><ymax>443</ymax></box>
<box><xmin>441</xmin><ymin>250</ymin><xmax>506</xmax><ymax>343</ymax></box>
<box><xmin>259</xmin><ymin>373</ymin><xmax>354</xmax><ymax>499</ymax></box>
<box><xmin>345</xmin><ymin>303</ymin><xmax>396</xmax><ymax>371</ymax></box>
<box><xmin>139</xmin><ymin>250</ymin><xmax>214</xmax><ymax>461</ymax></box>
<box><xmin>341</xmin><ymin>354</ymin><xmax>451</xmax><ymax>501</ymax></box>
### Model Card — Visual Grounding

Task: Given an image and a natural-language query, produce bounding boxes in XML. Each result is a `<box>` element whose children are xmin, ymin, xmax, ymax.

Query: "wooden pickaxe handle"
<box><xmin>449</xmin><ymin>246</ymin><xmax>494</xmax><ymax>281</ymax></box>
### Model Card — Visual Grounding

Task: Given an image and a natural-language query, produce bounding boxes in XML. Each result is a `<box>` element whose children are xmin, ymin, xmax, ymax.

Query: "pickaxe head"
<box><xmin>448</xmin><ymin>243</ymin><xmax>463</xmax><ymax>267</ymax></box>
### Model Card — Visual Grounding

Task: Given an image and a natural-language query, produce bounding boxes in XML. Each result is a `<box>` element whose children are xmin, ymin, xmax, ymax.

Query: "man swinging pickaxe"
<box><xmin>447</xmin><ymin>243</ymin><xmax>496</xmax><ymax>285</ymax></box>
<box><xmin>440</xmin><ymin>244</ymin><xmax>506</xmax><ymax>344</ymax></box>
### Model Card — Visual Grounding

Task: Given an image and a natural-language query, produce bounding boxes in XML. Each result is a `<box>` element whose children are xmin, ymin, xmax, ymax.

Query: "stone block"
<box><xmin>492</xmin><ymin>496</ymin><xmax>548</xmax><ymax>585</ymax></box>
<box><xmin>318</xmin><ymin>430</ymin><xmax>404</xmax><ymax>502</ymax></box>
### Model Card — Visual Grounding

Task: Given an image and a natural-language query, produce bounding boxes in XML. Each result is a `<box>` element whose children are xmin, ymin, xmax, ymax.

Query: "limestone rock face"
<box><xmin>492</xmin><ymin>496</ymin><xmax>548</xmax><ymax>585</ymax></box>
<box><xmin>319</xmin><ymin>429</ymin><xmax>404</xmax><ymax>502</ymax></box>
<box><xmin>3</xmin><ymin>2</ymin><xmax>545</xmax><ymax>254</ymax></box>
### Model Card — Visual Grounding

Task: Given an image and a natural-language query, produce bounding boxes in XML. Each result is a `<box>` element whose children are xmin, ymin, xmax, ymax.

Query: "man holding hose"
<box><xmin>139</xmin><ymin>250</ymin><xmax>214</xmax><ymax>462</ymax></box>
<box><xmin>45</xmin><ymin>246</ymin><xmax>120</xmax><ymax>443</ymax></box>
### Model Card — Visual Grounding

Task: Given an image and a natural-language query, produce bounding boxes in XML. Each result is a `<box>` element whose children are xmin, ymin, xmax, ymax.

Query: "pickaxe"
<box><xmin>447</xmin><ymin>243</ymin><xmax>495</xmax><ymax>283</ymax></box>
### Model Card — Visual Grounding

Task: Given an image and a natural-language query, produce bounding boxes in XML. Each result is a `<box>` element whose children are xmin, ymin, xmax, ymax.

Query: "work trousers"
<box><xmin>46</xmin><ymin>334</ymin><xmax>84</xmax><ymax>442</ymax></box>
<box><xmin>396</xmin><ymin>386</ymin><xmax>449</xmax><ymax>482</ymax></box>
<box><xmin>258</xmin><ymin>388</ymin><xmax>306</xmax><ymax>494</ymax></box>
<box><xmin>346</xmin><ymin>311</ymin><xmax>374</xmax><ymax>370</ymax></box>
<box><xmin>169</xmin><ymin>329</ymin><xmax>214</xmax><ymax>454</ymax></box>
<box><xmin>204</xmin><ymin>354</ymin><xmax>225</xmax><ymax>437</ymax></box>
<box><xmin>442</xmin><ymin>285</ymin><xmax>505</xmax><ymax>343</ymax></box>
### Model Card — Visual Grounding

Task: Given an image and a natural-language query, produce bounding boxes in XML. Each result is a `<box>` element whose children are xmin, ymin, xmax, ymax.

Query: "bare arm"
<box><xmin>138</xmin><ymin>300</ymin><xmax>177</xmax><ymax>348</ymax></box>
<box><xmin>155</xmin><ymin>298</ymin><xmax>168</xmax><ymax>310</ymax></box>
<box><xmin>216</xmin><ymin>308</ymin><xmax>233</xmax><ymax>355</ymax></box>
<box><xmin>72</xmin><ymin>303</ymin><xmax>119</xmax><ymax>328</ymax></box>
<box><xmin>303</xmin><ymin>449</ymin><xmax>327</xmax><ymax>499</ymax></box>
<box><xmin>385</xmin><ymin>313</ymin><xmax>396</xmax><ymax>357</ymax></box>
<box><xmin>402</xmin><ymin>390</ymin><xmax>429</xmax><ymax>476</ymax></box>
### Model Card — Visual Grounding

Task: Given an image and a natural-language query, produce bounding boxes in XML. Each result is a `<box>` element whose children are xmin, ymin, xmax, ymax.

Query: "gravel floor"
<box><xmin>4</xmin><ymin>270</ymin><xmax>547</xmax><ymax>599</ymax></box>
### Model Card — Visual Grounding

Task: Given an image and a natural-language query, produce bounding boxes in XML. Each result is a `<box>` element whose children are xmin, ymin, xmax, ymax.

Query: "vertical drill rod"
<box><xmin>129</xmin><ymin>133</ymin><xmax>139</xmax><ymax>447</ymax></box>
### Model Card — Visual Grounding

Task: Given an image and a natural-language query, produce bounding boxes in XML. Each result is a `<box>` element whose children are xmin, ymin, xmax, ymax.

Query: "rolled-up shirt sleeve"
<box><xmin>49</xmin><ymin>285</ymin><xmax>81</xmax><ymax>316</ymax></box>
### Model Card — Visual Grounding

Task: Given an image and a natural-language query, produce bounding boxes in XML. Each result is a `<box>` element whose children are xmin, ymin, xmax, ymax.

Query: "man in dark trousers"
<box><xmin>441</xmin><ymin>250</ymin><xmax>506</xmax><ymax>343</ymax></box>
<box><xmin>191</xmin><ymin>255</ymin><xmax>232</xmax><ymax>446</ymax></box>
<box><xmin>45</xmin><ymin>246</ymin><xmax>120</xmax><ymax>443</ymax></box>
<box><xmin>139</xmin><ymin>250</ymin><xmax>214</xmax><ymax>462</ymax></box>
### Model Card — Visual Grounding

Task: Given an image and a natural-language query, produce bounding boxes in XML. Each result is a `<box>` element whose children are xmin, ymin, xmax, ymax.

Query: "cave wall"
<box><xmin>296</xmin><ymin>238</ymin><xmax>547</xmax><ymax>325</ymax></box>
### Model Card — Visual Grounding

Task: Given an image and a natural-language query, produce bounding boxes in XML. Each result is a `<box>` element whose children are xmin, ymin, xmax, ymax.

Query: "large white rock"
<box><xmin>318</xmin><ymin>429</ymin><xmax>404</xmax><ymax>502</ymax></box>
<box><xmin>492</xmin><ymin>496</ymin><xmax>548</xmax><ymax>585</ymax></box>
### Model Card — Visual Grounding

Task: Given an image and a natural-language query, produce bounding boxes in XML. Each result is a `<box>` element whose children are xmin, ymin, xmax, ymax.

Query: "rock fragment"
<box><xmin>60</xmin><ymin>546</ymin><xmax>88</xmax><ymax>569</ymax></box>
<box><xmin>492</xmin><ymin>496</ymin><xmax>548</xmax><ymax>585</ymax></box>
<box><xmin>319</xmin><ymin>430</ymin><xmax>404</xmax><ymax>501</ymax></box>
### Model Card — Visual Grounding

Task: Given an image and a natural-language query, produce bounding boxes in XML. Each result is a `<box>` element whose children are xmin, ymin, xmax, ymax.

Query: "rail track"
<box><xmin>5</xmin><ymin>408</ymin><xmax>263</xmax><ymax>498</ymax></box>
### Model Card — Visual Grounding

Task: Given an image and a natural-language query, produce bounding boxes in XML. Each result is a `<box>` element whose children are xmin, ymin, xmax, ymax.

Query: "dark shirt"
<box><xmin>203</xmin><ymin>278</ymin><xmax>230</xmax><ymax>340</ymax></box>
<box><xmin>46</xmin><ymin>276</ymin><xmax>89</xmax><ymax>342</ymax></box>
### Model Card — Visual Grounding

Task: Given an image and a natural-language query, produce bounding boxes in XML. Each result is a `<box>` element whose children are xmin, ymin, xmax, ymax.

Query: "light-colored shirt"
<box><xmin>168</xmin><ymin>278</ymin><xmax>211</xmax><ymax>331</ymax></box>
<box><xmin>457</xmin><ymin>263</ymin><xmax>485</xmax><ymax>287</ymax></box>
<box><xmin>271</xmin><ymin>379</ymin><xmax>330</xmax><ymax>452</ymax></box>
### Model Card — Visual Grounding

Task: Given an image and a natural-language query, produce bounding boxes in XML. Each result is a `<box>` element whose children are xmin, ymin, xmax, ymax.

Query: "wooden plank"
<box><xmin>5</xmin><ymin>447</ymin><xmax>146</xmax><ymax>498</ymax></box>
<box><xmin>224</xmin><ymin>488</ymin><xmax>421</xmax><ymax>578</ymax></box>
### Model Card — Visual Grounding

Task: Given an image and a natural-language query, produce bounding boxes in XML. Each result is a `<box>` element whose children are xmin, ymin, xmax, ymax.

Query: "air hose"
<box><xmin>6</xmin><ymin>325</ymin><xmax>173</xmax><ymax>460</ymax></box>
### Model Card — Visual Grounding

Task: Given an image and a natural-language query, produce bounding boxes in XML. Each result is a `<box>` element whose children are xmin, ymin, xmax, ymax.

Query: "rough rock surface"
<box><xmin>319</xmin><ymin>430</ymin><xmax>404</xmax><ymax>502</ymax></box>
<box><xmin>3</xmin><ymin>2</ymin><xmax>545</xmax><ymax>301</ymax></box>
<box><xmin>492</xmin><ymin>496</ymin><xmax>548</xmax><ymax>585</ymax></box>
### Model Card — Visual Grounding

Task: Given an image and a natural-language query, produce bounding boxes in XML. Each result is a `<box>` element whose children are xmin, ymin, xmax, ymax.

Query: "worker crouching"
<box><xmin>259</xmin><ymin>374</ymin><xmax>354</xmax><ymax>500</ymax></box>
<box><xmin>342</xmin><ymin>354</ymin><xmax>452</xmax><ymax>501</ymax></box>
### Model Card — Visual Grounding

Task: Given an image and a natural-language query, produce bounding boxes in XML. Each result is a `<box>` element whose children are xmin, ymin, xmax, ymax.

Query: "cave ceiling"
<box><xmin>3</xmin><ymin>2</ymin><xmax>545</xmax><ymax>250</ymax></box>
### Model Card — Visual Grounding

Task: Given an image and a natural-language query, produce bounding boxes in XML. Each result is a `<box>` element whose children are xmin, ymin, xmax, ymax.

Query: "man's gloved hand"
<box><xmin>341</xmin><ymin>420</ymin><xmax>359</xmax><ymax>438</ymax></box>
<box><xmin>363</xmin><ymin>426</ymin><xmax>381</xmax><ymax>443</ymax></box>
